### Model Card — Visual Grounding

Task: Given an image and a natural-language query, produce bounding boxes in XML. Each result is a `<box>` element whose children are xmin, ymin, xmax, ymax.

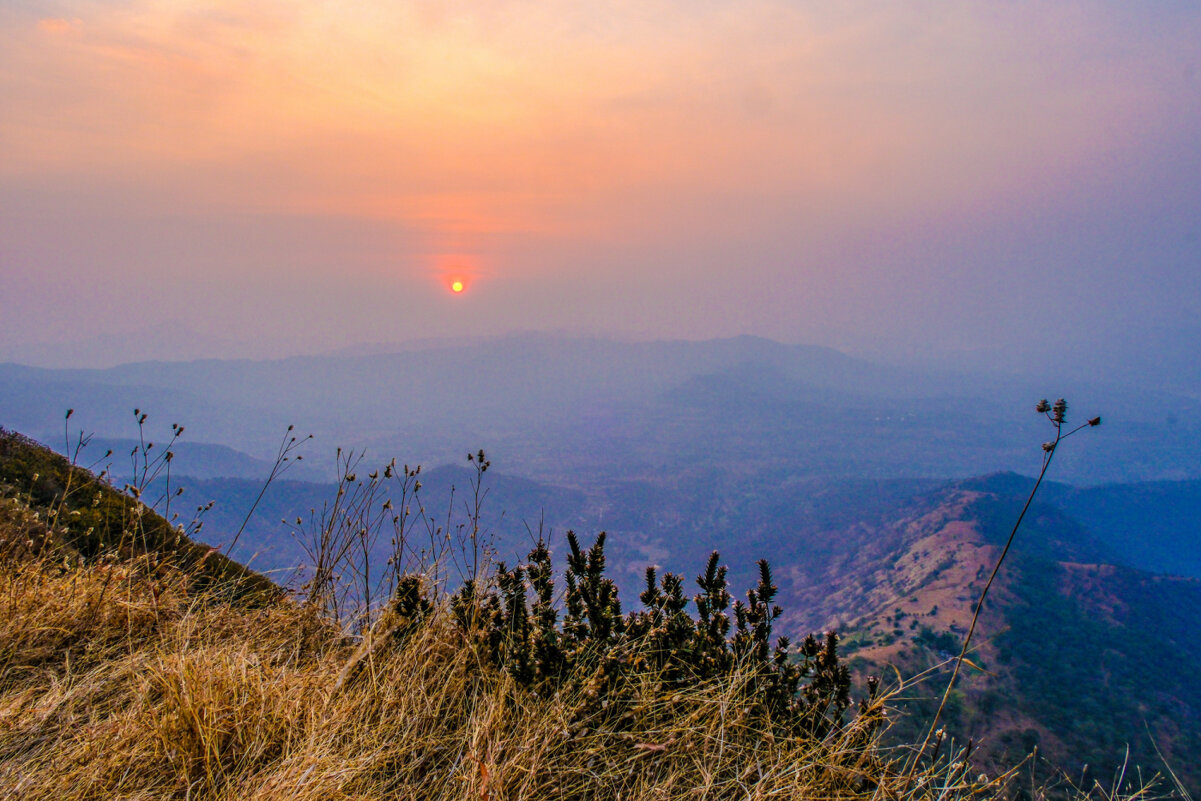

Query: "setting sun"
<box><xmin>451</xmin><ymin>280</ymin><xmax>464</xmax><ymax>294</ymax></box>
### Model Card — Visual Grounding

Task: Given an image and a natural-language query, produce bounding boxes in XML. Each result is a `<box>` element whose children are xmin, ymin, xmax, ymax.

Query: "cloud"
<box><xmin>36</xmin><ymin>18</ymin><xmax>82</xmax><ymax>35</ymax></box>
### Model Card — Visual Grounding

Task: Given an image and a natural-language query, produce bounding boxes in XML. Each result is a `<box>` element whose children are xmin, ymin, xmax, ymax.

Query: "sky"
<box><xmin>2</xmin><ymin>1</ymin><xmax>1200</xmax><ymax>384</ymax></box>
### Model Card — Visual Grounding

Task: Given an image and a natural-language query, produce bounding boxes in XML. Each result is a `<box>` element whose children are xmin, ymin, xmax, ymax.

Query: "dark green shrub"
<box><xmin>447</xmin><ymin>531</ymin><xmax>868</xmax><ymax>741</ymax></box>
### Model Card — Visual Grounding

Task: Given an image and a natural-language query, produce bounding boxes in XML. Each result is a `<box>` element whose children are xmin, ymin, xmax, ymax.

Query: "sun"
<box><xmin>451</xmin><ymin>280</ymin><xmax>464</xmax><ymax>294</ymax></box>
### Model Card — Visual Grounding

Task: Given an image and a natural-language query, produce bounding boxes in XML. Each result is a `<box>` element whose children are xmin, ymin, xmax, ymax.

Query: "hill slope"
<box><xmin>4</xmin><ymin>424</ymin><xmax>1195</xmax><ymax>794</ymax></box>
<box><xmin>0</xmin><ymin>431</ymin><xmax>1016</xmax><ymax>801</ymax></box>
<box><xmin>825</xmin><ymin>481</ymin><xmax>1201</xmax><ymax>789</ymax></box>
<box><xmin>0</xmin><ymin>427</ymin><xmax>277</xmax><ymax>599</ymax></box>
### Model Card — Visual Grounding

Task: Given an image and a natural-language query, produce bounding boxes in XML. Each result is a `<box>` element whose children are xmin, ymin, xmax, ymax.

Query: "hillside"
<box><xmin>825</xmin><ymin>481</ymin><xmax>1201</xmax><ymax>789</ymax></box>
<box><xmin>0</xmin><ymin>427</ymin><xmax>277</xmax><ymax>600</ymax></box>
<box><xmin>0</xmin><ymin>429</ymin><xmax>1034</xmax><ymax>801</ymax></box>
<box><xmin>2</xmin><ymin>425</ymin><xmax>1196</xmax><ymax>797</ymax></box>
<box><xmin>70</xmin><ymin>450</ymin><xmax>1200</xmax><ymax>793</ymax></box>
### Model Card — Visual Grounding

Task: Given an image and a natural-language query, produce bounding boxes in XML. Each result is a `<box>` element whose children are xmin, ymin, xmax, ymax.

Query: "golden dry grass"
<box><xmin>0</xmin><ymin>496</ymin><xmax>1165</xmax><ymax>801</ymax></box>
<box><xmin>0</xmin><ymin>540</ymin><xmax>950</xmax><ymax>801</ymax></box>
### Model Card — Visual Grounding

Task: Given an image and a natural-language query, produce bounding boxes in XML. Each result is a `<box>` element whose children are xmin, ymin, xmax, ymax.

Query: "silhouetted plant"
<box><xmin>563</xmin><ymin>530</ymin><xmax>624</xmax><ymax>649</ymax></box>
<box><xmin>526</xmin><ymin>538</ymin><xmax>564</xmax><ymax>681</ymax></box>
<box><xmin>626</xmin><ymin>566</ymin><xmax>693</xmax><ymax>681</ymax></box>
<box><xmin>732</xmin><ymin>559</ymin><xmax>780</xmax><ymax>665</ymax></box>
<box><xmin>442</xmin><ymin>530</ymin><xmax>861</xmax><ymax>741</ymax></box>
<box><xmin>389</xmin><ymin>574</ymin><xmax>433</xmax><ymax>635</ymax></box>
<box><xmin>693</xmin><ymin>551</ymin><xmax>734</xmax><ymax>677</ymax></box>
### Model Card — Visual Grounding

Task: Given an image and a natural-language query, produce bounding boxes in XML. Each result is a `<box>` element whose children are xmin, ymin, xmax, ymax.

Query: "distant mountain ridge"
<box><xmin>958</xmin><ymin>472</ymin><xmax>1201</xmax><ymax>579</ymax></box>
<box><xmin>45</xmin><ymin>437</ymin><xmax>328</xmax><ymax>484</ymax></box>
<box><xmin>3</xmin><ymin>333</ymin><xmax>1198</xmax><ymax>484</ymax></box>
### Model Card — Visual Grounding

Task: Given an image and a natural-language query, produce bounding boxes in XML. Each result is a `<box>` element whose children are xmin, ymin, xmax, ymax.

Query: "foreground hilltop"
<box><xmin>0</xmin><ymin>427</ymin><xmax>276</xmax><ymax>599</ymax></box>
<box><xmin>0</xmin><ymin>428</ymin><xmax>1188</xmax><ymax>799</ymax></box>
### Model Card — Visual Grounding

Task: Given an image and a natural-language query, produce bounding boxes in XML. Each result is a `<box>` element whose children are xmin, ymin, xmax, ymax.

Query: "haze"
<box><xmin>2</xmin><ymin>2</ymin><xmax>1199</xmax><ymax>388</ymax></box>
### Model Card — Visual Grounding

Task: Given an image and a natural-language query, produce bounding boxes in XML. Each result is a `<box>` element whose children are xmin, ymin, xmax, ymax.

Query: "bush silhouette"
<box><xmin>447</xmin><ymin>530</ymin><xmax>870</xmax><ymax>741</ymax></box>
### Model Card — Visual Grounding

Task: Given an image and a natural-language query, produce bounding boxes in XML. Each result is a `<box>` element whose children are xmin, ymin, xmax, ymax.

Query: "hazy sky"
<box><xmin>2</xmin><ymin>2</ymin><xmax>1199</xmax><ymax>379</ymax></box>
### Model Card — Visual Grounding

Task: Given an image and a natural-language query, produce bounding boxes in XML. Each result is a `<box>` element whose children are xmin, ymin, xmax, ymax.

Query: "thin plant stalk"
<box><xmin>225</xmin><ymin>425</ymin><xmax>310</xmax><ymax>557</ymax></box>
<box><xmin>904</xmin><ymin>399</ymin><xmax>1099</xmax><ymax>789</ymax></box>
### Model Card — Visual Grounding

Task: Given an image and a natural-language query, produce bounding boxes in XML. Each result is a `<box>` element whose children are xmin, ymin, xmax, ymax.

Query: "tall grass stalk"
<box><xmin>904</xmin><ymin>399</ymin><xmax>1100</xmax><ymax>788</ymax></box>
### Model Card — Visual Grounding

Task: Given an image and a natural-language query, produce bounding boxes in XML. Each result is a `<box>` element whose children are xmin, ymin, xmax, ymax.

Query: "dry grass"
<box><xmin>0</xmin><ymin>546</ymin><xmax>913</xmax><ymax>800</ymax></box>
<box><xmin>0</xmin><ymin>512</ymin><xmax>1167</xmax><ymax>801</ymax></box>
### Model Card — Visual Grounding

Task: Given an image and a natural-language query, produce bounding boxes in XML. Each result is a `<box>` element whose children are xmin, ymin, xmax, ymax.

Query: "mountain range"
<box><xmin>4</xmin><ymin>334</ymin><xmax>1199</xmax><ymax>486</ymax></box>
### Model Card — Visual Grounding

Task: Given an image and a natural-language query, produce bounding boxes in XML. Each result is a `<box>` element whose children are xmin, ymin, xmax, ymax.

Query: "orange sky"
<box><xmin>2</xmin><ymin>2</ymin><xmax>1200</xmax><ymax>372</ymax></box>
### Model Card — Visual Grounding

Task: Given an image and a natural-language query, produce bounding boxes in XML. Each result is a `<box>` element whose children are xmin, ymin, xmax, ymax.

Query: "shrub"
<box><xmin>446</xmin><ymin>531</ymin><xmax>873</xmax><ymax>743</ymax></box>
